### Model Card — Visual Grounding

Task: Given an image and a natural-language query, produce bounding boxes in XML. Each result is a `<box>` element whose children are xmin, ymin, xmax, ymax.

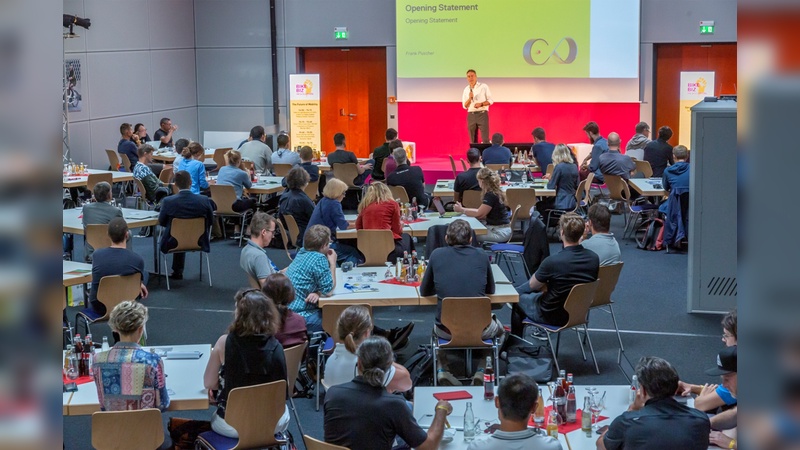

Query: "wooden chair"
<box><xmin>284</xmin><ymin>342</ymin><xmax>309</xmax><ymax>438</ymax></box>
<box><xmin>304</xmin><ymin>436</ymin><xmax>350</xmax><ymax>450</ymax></box>
<box><xmin>545</xmin><ymin>163</ymin><xmax>555</xmax><ymax>177</ymax></box>
<box><xmin>92</xmin><ymin>408</ymin><xmax>164</xmax><ymax>450</ymax></box>
<box><xmin>449</xmin><ymin>155</ymin><xmax>458</xmax><ymax>178</ymax></box>
<box><xmin>460</xmin><ymin>158</ymin><xmax>468</xmax><ymax>172</ymax></box>
<box><xmin>159</xmin><ymin>166</ymin><xmax>173</xmax><ymax>184</ymax></box>
<box><xmin>591</xmin><ymin>262</ymin><xmax>625</xmax><ymax>354</ymax></box>
<box><xmin>160</xmin><ymin>217</ymin><xmax>212</xmax><ymax>290</ymax></box>
<box><xmin>275</xmin><ymin>218</ymin><xmax>296</xmax><ymax>263</ymax></box>
<box><xmin>282</xmin><ymin>214</ymin><xmax>301</xmax><ymax>249</ymax></box>
<box><xmin>246</xmin><ymin>273</ymin><xmax>260</xmax><ymax>289</ymax></box>
<box><xmin>196</xmin><ymin>380</ymin><xmax>288</xmax><ymax>450</ymax></box>
<box><xmin>105</xmin><ymin>149</ymin><xmax>121</xmax><ymax>171</ymax></box>
<box><xmin>273</xmin><ymin>163</ymin><xmax>293</xmax><ymax>177</ymax></box>
<box><xmin>634</xmin><ymin>160</ymin><xmax>653</xmax><ymax>178</ymax></box>
<box><xmin>212</xmin><ymin>147</ymin><xmax>231</xmax><ymax>172</ymax></box>
<box><xmin>133</xmin><ymin>179</ymin><xmax>150</xmax><ymax>209</ymax></box>
<box><xmin>241</xmin><ymin>160</ymin><xmax>254</xmax><ymax>173</ymax></box>
<box><xmin>76</xmin><ymin>273</ymin><xmax>142</xmax><ymax>336</ymax></box>
<box><xmin>522</xmin><ymin>280</ymin><xmax>600</xmax><ymax>374</ymax></box>
<box><xmin>461</xmin><ymin>189</ymin><xmax>482</xmax><ymax>209</ymax></box>
<box><xmin>604</xmin><ymin>175</ymin><xmax>656</xmax><ymax>238</ymax></box>
<box><xmin>87</xmin><ymin>172</ymin><xmax>113</xmax><ymax>193</ymax></box>
<box><xmin>505</xmin><ymin>188</ymin><xmax>537</xmax><ymax>231</ymax></box>
<box><xmin>209</xmin><ymin>184</ymin><xmax>253</xmax><ymax>247</ymax></box>
<box><xmin>120</xmin><ymin>154</ymin><xmax>133</xmax><ymax>172</ymax></box>
<box><xmin>316</xmin><ymin>304</ymin><xmax>373</xmax><ymax>410</ymax></box>
<box><xmin>332</xmin><ymin>163</ymin><xmax>360</xmax><ymax>189</ymax></box>
<box><xmin>485</xmin><ymin>163</ymin><xmax>507</xmax><ymax>172</ymax></box>
<box><xmin>85</xmin><ymin>224</ymin><xmax>113</xmax><ymax>252</ymax></box>
<box><xmin>388</xmin><ymin>185</ymin><xmax>409</xmax><ymax>204</ymax></box>
<box><xmin>575</xmin><ymin>172</ymin><xmax>594</xmax><ymax>215</ymax></box>
<box><xmin>304</xmin><ymin>180</ymin><xmax>320</xmax><ymax>202</ymax></box>
<box><xmin>356</xmin><ymin>229</ymin><xmax>395</xmax><ymax>266</ymax></box>
<box><xmin>432</xmin><ymin>297</ymin><xmax>499</xmax><ymax>386</ymax></box>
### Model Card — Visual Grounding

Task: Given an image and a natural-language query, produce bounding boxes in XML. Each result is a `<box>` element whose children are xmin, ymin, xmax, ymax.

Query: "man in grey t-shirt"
<box><xmin>580</xmin><ymin>204</ymin><xmax>621</xmax><ymax>266</ymax></box>
<box><xmin>239</xmin><ymin>125</ymin><xmax>273</xmax><ymax>175</ymax></box>
<box><xmin>239</xmin><ymin>212</ymin><xmax>278</xmax><ymax>287</ymax></box>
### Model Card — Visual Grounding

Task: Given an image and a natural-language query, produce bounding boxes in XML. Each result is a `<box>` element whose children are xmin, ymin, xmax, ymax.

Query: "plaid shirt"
<box><xmin>286</xmin><ymin>249</ymin><xmax>334</xmax><ymax>321</ymax></box>
<box><xmin>92</xmin><ymin>342</ymin><xmax>169</xmax><ymax>411</ymax></box>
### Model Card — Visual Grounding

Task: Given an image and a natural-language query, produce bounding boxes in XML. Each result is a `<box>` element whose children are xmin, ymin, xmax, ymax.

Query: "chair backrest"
<box><xmin>92</xmin><ymin>408</ymin><xmax>164</xmax><ymax>450</ymax></box>
<box><xmin>304</xmin><ymin>180</ymin><xmax>320</xmax><ymax>201</ymax></box>
<box><xmin>485</xmin><ymin>163</ymin><xmax>507</xmax><ymax>172</ymax></box>
<box><xmin>460</xmin><ymin>158</ymin><xmax>468</xmax><ymax>172</ymax></box>
<box><xmin>273</xmin><ymin>163</ymin><xmax>293</xmax><ymax>177</ymax></box>
<box><xmin>283</xmin><ymin>342</ymin><xmax>308</xmax><ymax>399</ymax></box>
<box><xmin>96</xmin><ymin>273</ymin><xmax>143</xmax><ymax>321</ymax></box>
<box><xmin>169</xmin><ymin>217</ymin><xmax>206</xmax><ymax>253</ymax></box>
<box><xmin>159</xmin><ymin>166</ymin><xmax>173</xmax><ymax>184</ymax></box>
<box><xmin>561</xmin><ymin>280</ymin><xmax>600</xmax><ymax>330</ymax></box>
<box><xmin>440</xmin><ymin>297</ymin><xmax>492</xmax><ymax>347</ymax></box>
<box><xmin>505</xmin><ymin>188</ymin><xmax>537</xmax><ymax>222</ymax></box>
<box><xmin>449</xmin><ymin>155</ymin><xmax>458</xmax><ymax>179</ymax></box>
<box><xmin>304</xmin><ymin>435</ymin><xmax>350</xmax><ymax>450</ymax></box>
<box><xmin>593</xmin><ymin>262</ymin><xmax>623</xmax><ymax>308</ymax></box>
<box><xmin>282</xmin><ymin>214</ymin><xmax>300</xmax><ymax>248</ymax></box>
<box><xmin>120</xmin><ymin>154</ymin><xmax>133</xmax><ymax>172</ymax></box>
<box><xmin>85</xmin><ymin>224</ymin><xmax>113</xmax><ymax>251</ymax></box>
<box><xmin>332</xmin><ymin>163</ymin><xmax>359</xmax><ymax>188</ymax></box>
<box><xmin>241</xmin><ymin>160</ymin><xmax>255</xmax><ymax>173</ymax></box>
<box><xmin>582</xmin><ymin>172</ymin><xmax>594</xmax><ymax>203</ymax></box>
<box><xmin>322</xmin><ymin>304</ymin><xmax>373</xmax><ymax>343</ymax></box>
<box><xmin>505</xmin><ymin>205</ymin><xmax>521</xmax><ymax>243</ymax></box>
<box><xmin>461</xmin><ymin>189</ymin><xmax>483</xmax><ymax>209</ymax></box>
<box><xmin>87</xmin><ymin>172</ymin><xmax>113</xmax><ymax>192</ymax></box>
<box><xmin>388</xmin><ymin>185</ymin><xmax>409</xmax><ymax>204</ymax></box>
<box><xmin>356</xmin><ymin>229</ymin><xmax>395</xmax><ymax>266</ymax></box>
<box><xmin>225</xmin><ymin>380</ymin><xmax>287</xmax><ymax>449</ymax></box>
<box><xmin>575</xmin><ymin>178</ymin><xmax>589</xmax><ymax>206</ymax></box>
<box><xmin>105</xmin><ymin>149</ymin><xmax>121</xmax><ymax>171</ymax></box>
<box><xmin>209</xmin><ymin>184</ymin><xmax>239</xmax><ymax>215</ymax></box>
<box><xmin>246</xmin><ymin>273</ymin><xmax>261</xmax><ymax>289</ymax></box>
<box><xmin>213</xmin><ymin>147</ymin><xmax>231</xmax><ymax>169</ymax></box>
<box><xmin>634</xmin><ymin>160</ymin><xmax>653</xmax><ymax>178</ymax></box>
<box><xmin>274</xmin><ymin>218</ymin><xmax>294</xmax><ymax>262</ymax></box>
<box><xmin>603</xmin><ymin>175</ymin><xmax>630</xmax><ymax>203</ymax></box>
<box><xmin>545</xmin><ymin>163</ymin><xmax>555</xmax><ymax>177</ymax></box>
<box><xmin>134</xmin><ymin>178</ymin><xmax>148</xmax><ymax>200</ymax></box>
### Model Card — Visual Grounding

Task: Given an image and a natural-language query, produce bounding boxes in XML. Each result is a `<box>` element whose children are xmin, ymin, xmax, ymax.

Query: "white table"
<box><xmin>64</xmin><ymin>343</ymin><xmax>211</xmax><ymax>416</ymax></box>
<box><xmin>433</xmin><ymin>180</ymin><xmax>555</xmax><ymax>198</ymax></box>
<box><xmin>319</xmin><ymin>266</ymin><xmax>422</xmax><ymax>307</ymax></box>
<box><xmin>63</xmin><ymin>261</ymin><xmax>92</xmax><ymax>287</ymax></box>
<box><xmin>419</xmin><ymin>264</ymin><xmax>518</xmax><ymax>306</ymax></box>
<box><xmin>208</xmin><ymin>175</ymin><xmax>285</xmax><ymax>195</ymax></box>
<box><xmin>152</xmin><ymin>148</ymin><xmax>216</xmax><ymax>163</ymax></box>
<box><xmin>338</xmin><ymin>214</ymin><xmax>488</xmax><ymax>239</ymax></box>
<box><xmin>63</xmin><ymin>169</ymin><xmax>134</xmax><ymax>188</ymax></box>
<box><xmin>628</xmin><ymin>178</ymin><xmax>667</xmax><ymax>197</ymax></box>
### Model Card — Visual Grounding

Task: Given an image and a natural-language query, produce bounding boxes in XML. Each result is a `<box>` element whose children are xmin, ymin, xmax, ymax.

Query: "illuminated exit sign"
<box><xmin>700</xmin><ymin>20</ymin><xmax>715</xmax><ymax>35</ymax></box>
<box><xmin>334</xmin><ymin>27</ymin><xmax>348</xmax><ymax>40</ymax></box>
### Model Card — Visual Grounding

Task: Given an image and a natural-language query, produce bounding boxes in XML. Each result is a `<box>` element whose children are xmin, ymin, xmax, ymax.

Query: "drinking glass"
<box><xmin>505</xmin><ymin>169</ymin><xmax>512</xmax><ymax>184</ymax></box>
<box><xmin>589</xmin><ymin>389</ymin><xmax>604</xmax><ymax>430</ymax></box>
<box><xmin>384</xmin><ymin>262</ymin><xmax>393</xmax><ymax>279</ymax></box>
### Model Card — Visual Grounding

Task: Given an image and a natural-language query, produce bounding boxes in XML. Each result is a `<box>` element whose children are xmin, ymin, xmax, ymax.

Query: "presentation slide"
<box><xmin>396</xmin><ymin>0</ymin><xmax>639</xmax><ymax>80</ymax></box>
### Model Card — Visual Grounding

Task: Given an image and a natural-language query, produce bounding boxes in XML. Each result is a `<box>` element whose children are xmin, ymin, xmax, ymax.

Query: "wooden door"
<box><xmin>302</xmin><ymin>48</ymin><xmax>387</xmax><ymax>158</ymax></box>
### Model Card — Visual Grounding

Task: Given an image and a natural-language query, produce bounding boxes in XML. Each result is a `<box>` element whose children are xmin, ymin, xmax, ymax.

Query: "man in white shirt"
<box><xmin>580</xmin><ymin>204</ymin><xmax>621</xmax><ymax>266</ymax></box>
<box><xmin>462</xmin><ymin>69</ymin><xmax>494</xmax><ymax>144</ymax></box>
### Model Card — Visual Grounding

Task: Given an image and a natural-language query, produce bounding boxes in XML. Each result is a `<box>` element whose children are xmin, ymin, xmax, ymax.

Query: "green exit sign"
<box><xmin>700</xmin><ymin>21</ymin><xmax>715</xmax><ymax>35</ymax></box>
<box><xmin>334</xmin><ymin>27</ymin><xmax>348</xmax><ymax>40</ymax></box>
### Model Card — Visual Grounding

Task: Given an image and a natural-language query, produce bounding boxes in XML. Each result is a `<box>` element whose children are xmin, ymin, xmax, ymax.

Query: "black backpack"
<box><xmin>402</xmin><ymin>345</ymin><xmax>434</xmax><ymax>400</ymax></box>
<box><xmin>498</xmin><ymin>335</ymin><xmax>556</xmax><ymax>383</ymax></box>
<box><xmin>636</xmin><ymin>217</ymin><xmax>665</xmax><ymax>251</ymax></box>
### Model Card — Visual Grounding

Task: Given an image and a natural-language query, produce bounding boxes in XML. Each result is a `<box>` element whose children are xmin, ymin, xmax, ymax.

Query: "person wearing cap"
<box><xmin>704</xmin><ymin>346</ymin><xmax>738</xmax><ymax>449</ymax></box>
<box><xmin>597</xmin><ymin>356</ymin><xmax>710</xmax><ymax>450</ymax></box>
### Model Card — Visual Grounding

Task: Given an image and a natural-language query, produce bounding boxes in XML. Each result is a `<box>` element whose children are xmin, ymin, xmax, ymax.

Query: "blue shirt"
<box><xmin>716</xmin><ymin>385</ymin><xmax>737</xmax><ymax>406</ymax></box>
<box><xmin>178</xmin><ymin>158</ymin><xmax>209</xmax><ymax>194</ymax></box>
<box><xmin>587</xmin><ymin>137</ymin><xmax>609</xmax><ymax>182</ymax></box>
<box><xmin>216</xmin><ymin>165</ymin><xmax>252</xmax><ymax>198</ymax></box>
<box><xmin>307</xmin><ymin>197</ymin><xmax>349</xmax><ymax>240</ymax></box>
<box><xmin>531</xmin><ymin>142</ymin><xmax>555</xmax><ymax>169</ymax></box>
<box><xmin>663</xmin><ymin>161</ymin><xmax>690</xmax><ymax>191</ymax></box>
<box><xmin>285</xmin><ymin>249</ymin><xmax>334</xmax><ymax>320</ymax></box>
<box><xmin>481</xmin><ymin>145</ymin><xmax>513</xmax><ymax>166</ymax></box>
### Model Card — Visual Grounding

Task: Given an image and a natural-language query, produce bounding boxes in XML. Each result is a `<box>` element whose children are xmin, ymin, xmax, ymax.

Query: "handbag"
<box><xmin>499</xmin><ymin>335</ymin><xmax>555</xmax><ymax>383</ymax></box>
<box><xmin>167</xmin><ymin>417</ymin><xmax>211</xmax><ymax>449</ymax></box>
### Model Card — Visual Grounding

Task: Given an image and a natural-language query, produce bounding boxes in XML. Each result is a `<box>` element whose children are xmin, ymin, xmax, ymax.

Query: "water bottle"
<box><xmin>463</xmin><ymin>402</ymin><xmax>475</xmax><ymax>441</ymax></box>
<box><xmin>629</xmin><ymin>375</ymin><xmax>638</xmax><ymax>403</ymax></box>
<box><xmin>521</xmin><ymin>170</ymin><xmax>527</xmax><ymax>184</ymax></box>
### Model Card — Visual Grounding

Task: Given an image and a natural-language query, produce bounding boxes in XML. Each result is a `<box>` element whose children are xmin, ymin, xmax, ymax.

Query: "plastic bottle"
<box><xmin>463</xmin><ymin>402</ymin><xmax>475</xmax><ymax>441</ymax></box>
<box><xmin>483</xmin><ymin>357</ymin><xmax>495</xmax><ymax>400</ymax></box>
<box><xmin>566</xmin><ymin>385</ymin><xmax>577</xmax><ymax>423</ymax></box>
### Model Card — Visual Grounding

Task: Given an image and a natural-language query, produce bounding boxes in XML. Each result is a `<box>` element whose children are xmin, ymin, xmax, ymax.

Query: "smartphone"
<box><xmin>64</xmin><ymin>382</ymin><xmax>78</xmax><ymax>392</ymax></box>
<box><xmin>483</xmin><ymin>423</ymin><xmax>501</xmax><ymax>434</ymax></box>
<box><xmin>596</xmin><ymin>425</ymin><xmax>609</xmax><ymax>435</ymax></box>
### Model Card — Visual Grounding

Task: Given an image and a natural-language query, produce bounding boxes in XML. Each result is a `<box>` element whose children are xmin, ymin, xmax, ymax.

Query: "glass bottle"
<box><xmin>629</xmin><ymin>375</ymin><xmax>638</xmax><ymax>403</ymax></box>
<box><xmin>554</xmin><ymin>377</ymin><xmax>566</xmax><ymax>424</ymax></box>
<box><xmin>101</xmin><ymin>336</ymin><xmax>110</xmax><ymax>352</ymax></box>
<box><xmin>463</xmin><ymin>402</ymin><xmax>475</xmax><ymax>441</ymax></box>
<box><xmin>566</xmin><ymin>385</ymin><xmax>577</xmax><ymax>423</ymax></box>
<box><xmin>581</xmin><ymin>396</ymin><xmax>593</xmax><ymax>435</ymax></box>
<box><xmin>533</xmin><ymin>387</ymin><xmax>545</xmax><ymax>427</ymax></box>
<box><xmin>483</xmin><ymin>357</ymin><xmax>494</xmax><ymax>400</ymax></box>
<box><xmin>546</xmin><ymin>408</ymin><xmax>559</xmax><ymax>438</ymax></box>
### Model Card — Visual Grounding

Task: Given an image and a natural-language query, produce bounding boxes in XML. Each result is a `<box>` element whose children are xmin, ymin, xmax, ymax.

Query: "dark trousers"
<box><xmin>467</xmin><ymin>111</ymin><xmax>489</xmax><ymax>143</ymax></box>
<box><xmin>171</xmin><ymin>253</ymin><xmax>185</xmax><ymax>275</ymax></box>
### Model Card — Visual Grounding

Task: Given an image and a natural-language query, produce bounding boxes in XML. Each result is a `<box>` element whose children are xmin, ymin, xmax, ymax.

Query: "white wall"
<box><xmin>64</xmin><ymin>0</ymin><xmax>198</xmax><ymax>169</ymax></box>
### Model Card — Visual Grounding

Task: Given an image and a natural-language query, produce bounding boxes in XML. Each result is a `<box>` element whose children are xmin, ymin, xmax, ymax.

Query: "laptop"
<box><xmin>432</xmin><ymin>197</ymin><xmax>462</xmax><ymax>218</ymax></box>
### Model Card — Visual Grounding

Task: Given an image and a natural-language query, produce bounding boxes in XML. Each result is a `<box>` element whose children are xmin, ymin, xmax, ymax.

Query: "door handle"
<box><xmin>348</xmin><ymin>113</ymin><xmax>357</xmax><ymax>117</ymax></box>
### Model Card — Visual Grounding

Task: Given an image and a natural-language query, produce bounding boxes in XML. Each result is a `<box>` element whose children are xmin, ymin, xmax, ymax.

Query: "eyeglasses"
<box><xmin>265</xmin><ymin>228</ymin><xmax>276</xmax><ymax>234</ymax></box>
<box><xmin>722</xmin><ymin>333</ymin><xmax>734</xmax><ymax>340</ymax></box>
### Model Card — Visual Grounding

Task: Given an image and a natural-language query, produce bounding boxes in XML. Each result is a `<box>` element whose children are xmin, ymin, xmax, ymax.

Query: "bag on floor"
<box><xmin>636</xmin><ymin>217</ymin><xmax>665</xmax><ymax>251</ymax></box>
<box><xmin>402</xmin><ymin>345</ymin><xmax>434</xmax><ymax>400</ymax></box>
<box><xmin>167</xmin><ymin>417</ymin><xmax>210</xmax><ymax>449</ymax></box>
<box><xmin>498</xmin><ymin>335</ymin><xmax>555</xmax><ymax>383</ymax></box>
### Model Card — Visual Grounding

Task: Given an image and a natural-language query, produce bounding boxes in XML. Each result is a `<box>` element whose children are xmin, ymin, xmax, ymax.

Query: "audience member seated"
<box><xmin>240</xmin><ymin>212</ymin><xmax>278</xmax><ymax>287</ymax></box>
<box><xmin>285</xmin><ymin>225</ymin><xmax>337</xmax><ymax>332</ymax></box>
<box><xmin>454</xmin><ymin>168</ymin><xmax>511</xmax><ymax>243</ymax></box>
<box><xmin>279</xmin><ymin>167</ymin><xmax>315</xmax><ymax>248</ymax></box>
<box><xmin>511</xmin><ymin>213</ymin><xmax>599</xmax><ymax>337</ymax></box>
<box><xmin>481</xmin><ymin>133</ymin><xmax>513</xmax><ymax>166</ymax></box>
<box><xmin>580</xmin><ymin>121</ymin><xmax>608</xmax><ymax>182</ymax></box>
<box><xmin>307</xmin><ymin>178</ymin><xmax>362</xmax><ymax>265</ymax></box>
<box><xmin>420</xmin><ymin>219</ymin><xmax>501</xmax><ymax>386</ymax></box>
<box><xmin>598</xmin><ymin>132</ymin><xmax>636</xmax><ymax>181</ymax></box>
<box><xmin>387</xmin><ymin>147</ymin><xmax>431</xmax><ymax>209</ymax></box>
<box><xmin>133</xmin><ymin>144</ymin><xmax>170</xmax><ymax>205</ymax></box>
<box><xmin>82</xmin><ymin>181</ymin><xmax>123</xmax><ymax>261</ymax></box>
<box><xmin>597</xmin><ymin>356</ymin><xmax>710</xmax><ymax>450</ymax></box>
<box><xmin>382</xmin><ymin>139</ymin><xmax>403</xmax><ymax>179</ymax></box>
<box><xmin>272</xmin><ymin>133</ymin><xmax>302</xmax><ymax>167</ymax></box>
<box><xmin>172</xmin><ymin>138</ymin><xmax>190</xmax><ymax>168</ymax></box>
<box><xmin>158</xmin><ymin>170</ymin><xmax>216</xmax><ymax>280</ymax></box>
<box><xmin>371</xmin><ymin>128</ymin><xmax>397</xmax><ymax>181</ymax></box>
<box><xmin>454</xmin><ymin>147</ymin><xmax>482</xmax><ymax>203</ymax></box>
<box><xmin>239</xmin><ymin>125</ymin><xmax>273</xmax><ymax>175</ymax></box>
<box><xmin>323</xmin><ymin>305</ymin><xmax>413</xmax><ymax>393</ymax></box>
<box><xmin>92</xmin><ymin>301</ymin><xmax>172</xmax><ymax>449</ymax></box>
<box><xmin>296</xmin><ymin>145</ymin><xmax>324</xmax><ymax>198</ymax></box>
<box><xmin>88</xmin><ymin>217</ymin><xmax>148</xmax><ymax>316</ymax></box>
<box><xmin>153</xmin><ymin>117</ymin><xmax>178</xmax><ymax>148</ymax></box>
<box><xmin>262</xmin><ymin>273</ymin><xmax>307</xmax><ymax>348</ymax></box>
<box><xmin>703</xmin><ymin>346</ymin><xmax>738</xmax><ymax>449</ymax></box>
<box><xmin>118</xmin><ymin>122</ymin><xmax>139</xmax><ymax>171</ymax></box>
<box><xmin>133</xmin><ymin>123</ymin><xmax>151</xmax><ymax>145</ymax></box>
<box><xmin>327</xmin><ymin>132</ymin><xmax>373</xmax><ymax>186</ymax></box>
<box><xmin>530</xmin><ymin>127</ymin><xmax>556</xmax><ymax>171</ymax></box>
<box><xmin>660</xmin><ymin>144</ymin><xmax>690</xmax><ymax>248</ymax></box>
<box><xmin>356</xmin><ymin>182</ymin><xmax>414</xmax><ymax>261</ymax></box>
<box><xmin>536</xmin><ymin>143</ymin><xmax>579</xmax><ymax>216</ymax></box>
<box><xmin>643</xmin><ymin>125</ymin><xmax>674</xmax><ymax>178</ymax></box>
<box><xmin>625</xmin><ymin>121</ymin><xmax>651</xmax><ymax>161</ymax></box>
<box><xmin>216</xmin><ymin>149</ymin><xmax>255</xmax><ymax>237</ymax></box>
<box><xmin>177</xmin><ymin>142</ymin><xmax>210</xmax><ymax>195</ymax></box>
<box><xmin>324</xmin><ymin>336</ymin><xmax>453</xmax><ymax>450</ymax></box>
<box><xmin>580</xmin><ymin>204</ymin><xmax>621</xmax><ymax>266</ymax></box>
<box><xmin>203</xmin><ymin>289</ymin><xmax>290</xmax><ymax>439</ymax></box>
<box><xmin>467</xmin><ymin>374</ymin><xmax>562</xmax><ymax>450</ymax></box>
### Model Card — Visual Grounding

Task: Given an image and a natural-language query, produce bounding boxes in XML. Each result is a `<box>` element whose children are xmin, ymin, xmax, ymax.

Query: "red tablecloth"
<box><xmin>63</xmin><ymin>374</ymin><xmax>94</xmax><ymax>386</ymax></box>
<box><xmin>528</xmin><ymin>407</ymin><xmax>608</xmax><ymax>433</ymax></box>
<box><xmin>402</xmin><ymin>217</ymin><xmax>429</xmax><ymax>224</ymax></box>
<box><xmin>379</xmin><ymin>278</ymin><xmax>421</xmax><ymax>287</ymax></box>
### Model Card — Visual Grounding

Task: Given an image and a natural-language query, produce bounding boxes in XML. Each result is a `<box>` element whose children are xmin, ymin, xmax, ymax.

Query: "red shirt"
<box><xmin>355</xmin><ymin>200</ymin><xmax>402</xmax><ymax>239</ymax></box>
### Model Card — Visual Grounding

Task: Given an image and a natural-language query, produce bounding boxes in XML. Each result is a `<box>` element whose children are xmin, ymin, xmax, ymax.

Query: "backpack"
<box><xmin>498</xmin><ymin>335</ymin><xmax>556</xmax><ymax>383</ymax></box>
<box><xmin>636</xmin><ymin>217</ymin><xmax>665</xmax><ymax>251</ymax></box>
<box><xmin>402</xmin><ymin>345</ymin><xmax>434</xmax><ymax>400</ymax></box>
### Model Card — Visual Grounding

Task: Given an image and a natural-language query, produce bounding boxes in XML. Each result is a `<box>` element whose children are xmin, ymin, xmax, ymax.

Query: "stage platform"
<box><xmin>414</xmin><ymin>155</ymin><xmax>545</xmax><ymax>184</ymax></box>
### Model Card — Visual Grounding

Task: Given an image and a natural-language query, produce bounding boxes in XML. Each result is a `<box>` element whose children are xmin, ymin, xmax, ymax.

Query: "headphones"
<box><xmin>382</xmin><ymin>365</ymin><xmax>396</xmax><ymax>387</ymax></box>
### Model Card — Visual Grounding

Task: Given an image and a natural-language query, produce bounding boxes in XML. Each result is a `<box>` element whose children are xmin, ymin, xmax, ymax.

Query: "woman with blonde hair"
<box><xmin>454</xmin><ymin>167</ymin><xmax>511</xmax><ymax>242</ymax></box>
<box><xmin>323</xmin><ymin>305</ymin><xmax>412</xmax><ymax>393</ymax></box>
<box><xmin>355</xmin><ymin>182</ymin><xmax>414</xmax><ymax>261</ymax></box>
<box><xmin>307</xmin><ymin>177</ymin><xmax>362</xmax><ymax>265</ymax></box>
<box><xmin>203</xmin><ymin>289</ymin><xmax>289</xmax><ymax>439</ymax></box>
<box><xmin>537</xmin><ymin>143</ymin><xmax>579</xmax><ymax>215</ymax></box>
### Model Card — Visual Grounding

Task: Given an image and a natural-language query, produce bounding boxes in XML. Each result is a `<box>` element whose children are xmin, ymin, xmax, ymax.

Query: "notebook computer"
<box><xmin>432</xmin><ymin>197</ymin><xmax>462</xmax><ymax>218</ymax></box>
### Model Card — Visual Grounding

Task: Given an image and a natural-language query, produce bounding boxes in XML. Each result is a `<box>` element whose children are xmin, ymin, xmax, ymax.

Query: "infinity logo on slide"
<box><xmin>522</xmin><ymin>37</ymin><xmax>578</xmax><ymax>65</ymax></box>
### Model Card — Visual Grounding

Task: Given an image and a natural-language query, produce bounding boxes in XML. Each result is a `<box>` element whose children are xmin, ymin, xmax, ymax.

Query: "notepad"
<box><xmin>165</xmin><ymin>351</ymin><xmax>202</xmax><ymax>359</ymax></box>
<box><xmin>433</xmin><ymin>390</ymin><xmax>473</xmax><ymax>401</ymax></box>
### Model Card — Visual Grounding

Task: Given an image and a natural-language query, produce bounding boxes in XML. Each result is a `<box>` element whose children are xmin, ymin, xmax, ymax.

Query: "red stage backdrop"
<box><xmin>398</xmin><ymin>102</ymin><xmax>641</xmax><ymax>160</ymax></box>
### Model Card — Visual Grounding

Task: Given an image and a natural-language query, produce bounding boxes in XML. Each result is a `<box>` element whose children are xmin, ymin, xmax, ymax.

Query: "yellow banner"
<box><xmin>289</xmin><ymin>74</ymin><xmax>321</xmax><ymax>152</ymax></box>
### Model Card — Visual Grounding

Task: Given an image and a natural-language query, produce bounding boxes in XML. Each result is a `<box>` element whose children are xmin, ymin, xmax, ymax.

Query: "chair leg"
<box><xmin>576</xmin><ymin>328</ymin><xmax>587</xmax><ymax>361</ymax></box>
<box><xmin>205</xmin><ymin>252</ymin><xmax>213</xmax><ymax>287</ymax></box>
<box><xmin>164</xmin><ymin>255</ymin><xmax>170</xmax><ymax>290</ymax></box>
<box><xmin>315</xmin><ymin>350</ymin><xmax>322</xmax><ymax>411</ymax></box>
<box><xmin>545</xmin><ymin>331</ymin><xmax>560</xmax><ymax>374</ymax></box>
<box><xmin>432</xmin><ymin>335</ymin><xmax>439</xmax><ymax>387</ymax></box>
<box><xmin>608</xmin><ymin>305</ymin><xmax>624</xmax><ymax>352</ymax></box>
<box><xmin>289</xmin><ymin>397</ymin><xmax>305</xmax><ymax>438</ymax></box>
<box><xmin>583</xmin><ymin>324</ymin><xmax>600</xmax><ymax>374</ymax></box>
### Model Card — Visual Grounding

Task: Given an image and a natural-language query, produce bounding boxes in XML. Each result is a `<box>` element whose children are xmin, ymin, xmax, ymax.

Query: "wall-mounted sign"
<box><xmin>289</xmin><ymin>74</ymin><xmax>321</xmax><ymax>153</ymax></box>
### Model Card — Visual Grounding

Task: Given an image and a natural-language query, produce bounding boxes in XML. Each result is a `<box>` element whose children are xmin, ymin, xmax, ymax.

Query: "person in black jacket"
<box><xmin>279</xmin><ymin>166</ymin><xmax>315</xmax><ymax>247</ymax></box>
<box><xmin>387</xmin><ymin>147</ymin><xmax>431</xmax><ymax>209</ymax></box>
<box><xmin>643</xmin><ymin>126</ymin><xmax>674</xmax><ymax>177</ymax></box>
